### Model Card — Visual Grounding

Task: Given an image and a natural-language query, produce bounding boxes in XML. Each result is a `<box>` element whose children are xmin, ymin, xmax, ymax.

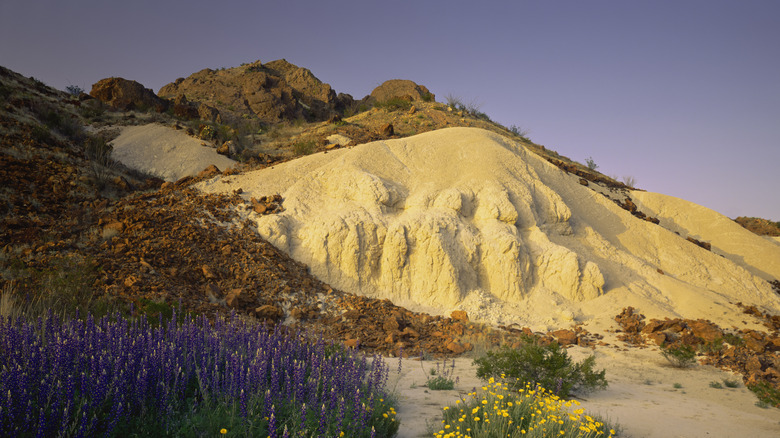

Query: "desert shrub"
<box><xmin>585</xmin><ymin>156</ymin><xmax>599</xmax><ymax>171</ymax></box>
<box><xmin>749</xmin><ymin>381</ymin><xmax>780</xmax><ymax>408</ymax></box>
<box><xmin>444</xmin><ymin>93</ymin><xmax>463</xmax><ymax>109</ymax></box>
<box><xmin>509</xmin><ymin>124</ymin><xmax>531</xmax><ymax>142</ymax></box>
<box><xmin>293</xmin><ymin>140</ymin><xmax>316</xmax><ymax>156</ymax></box>
<box><xmin>0</xmin><ymin>82</ymin><xmax>11</xmax><ymax>100</ymax></box>
<box><xmin>375</xmin><ymin>97</ymin><xmax>412</xmax><ymax>112</ymax></box>
<box><xmin>473</xmin><ymin>336</ymin><xmax>607</xmax><ymax>398</ymax></box>
<box><xmin>30</xmin><ymin>124</ymin><xmax>52</xmax><ymax>143</ymax></box>
<box><xmin>660</xmin><ymin>344</ymin><xmax>697</xmax><ymax>368</ymax></box>
<box><xmin>423</xmin><ymin>359</ymin><xmax>458</xmax><ymax>390</ymax></box>
<box><xmin>723</xmin><ymin>378</ymin><xmax>739</xmax><ymax>388</ymax></box>
<box><xmin>421</xmin><ymin>92</ymin><xmax>434</xmax><ymax>102</ymax></box>
<box><xmin>436</xmin><ymin>378</ymin><xmax>618</xmax><ymax>438</ymax></box>
<box><xmin>709</xmin><ymin>381</ymin><xmax>723</xmax><ymax>389</ymax></box>
<box><xmin>198</xmin><ymin>124</ymin><xmax>217</xmax><ymax>140</ymax></box>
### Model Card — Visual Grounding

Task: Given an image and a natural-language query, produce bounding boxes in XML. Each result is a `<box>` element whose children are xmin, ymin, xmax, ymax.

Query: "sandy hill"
<box><xmin>197</xmin><ymin>127</ymin><xmax>780</xmax><ymax>330</ymax></box>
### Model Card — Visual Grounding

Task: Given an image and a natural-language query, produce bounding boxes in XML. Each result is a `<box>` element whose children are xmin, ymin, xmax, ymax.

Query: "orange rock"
<box><xmin>451</xmin><ymin>310</ymin><xmax>469</xmax><ymax>322</ymax></box>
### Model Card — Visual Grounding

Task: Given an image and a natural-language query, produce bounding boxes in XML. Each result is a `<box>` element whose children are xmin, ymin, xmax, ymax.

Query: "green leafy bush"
<box><xmin>424</xmin><ymin>360</ymin><xmax>457</xmax><ymax>390</ymax></box>
<box><xmin>293</xmin><ymin>140</ymin><xmax>316</xmax><ymax>156</ymax></box>
<box><xmin>472</xmin><ymin>336</ymin><xmax>607</xmax><ymax>398</ymax></box>
<box><xmin>660</xmin><ymin>344</ymin><xmax>697</xmax><ymax>368</ymax></box>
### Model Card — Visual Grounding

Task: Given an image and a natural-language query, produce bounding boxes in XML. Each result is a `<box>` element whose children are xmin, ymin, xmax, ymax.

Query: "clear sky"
<box><xmin>2</xmin><ymin>0</ymin><xmax>778</xmax><ymax>221</ymax></box>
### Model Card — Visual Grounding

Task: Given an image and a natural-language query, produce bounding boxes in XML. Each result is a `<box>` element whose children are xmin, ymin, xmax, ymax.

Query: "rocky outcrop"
<box><xmin>370</xmin><ymin>79</ymin><xmax>434</xmax><ymax>103</ymax></box>
<box><xmin>90</xmin><ymin>77</ymin><xmax>169</xmax><ymax>112</ymax></box>
<box><xmin>158</xmin><ymin>59</ymin><xmax>342</xmax><ymax>124</ymax></box>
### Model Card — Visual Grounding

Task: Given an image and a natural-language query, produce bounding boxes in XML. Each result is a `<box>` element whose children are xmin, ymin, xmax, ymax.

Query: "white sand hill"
<box><xmin>197</xmin><ymin>127</ymin><xmax>780</xmax><ymax>331</ymax></box>
<box><xmin>110</xmin><ymin>123</ymin><xmax>236</xmax><ymax>181</ymax></box>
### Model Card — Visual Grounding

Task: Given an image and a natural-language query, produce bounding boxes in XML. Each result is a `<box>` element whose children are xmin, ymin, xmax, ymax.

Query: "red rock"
<box><xmin>451</xmin><ymin>310</ymin><xmax>469</xmax><ymax>322</ymax></box>
<box><xmin>198</xmin><ymin>165</ymin><xmax>220</xmax><ymax>179</ymax></box>
<box><xmin>688</xmin><ymin>320</ymin><xmax>723</xmax><ymax>342</ymax></box>
<box><xmin>647</xmin><ymin>332</ymin><xmax>667</xmax><ymax>346</ymax></box>
<box><xmin>446</xmin><ymin>341</ymin><xmax>466</xmax><ymax>354</ymax></box>
<box><xmin>552</xmin><ymin>329</ymin><xmax>578</xmax><ymax>346</ymax></box>
<box><xmin>225</xmin><ymin>288</ymin><xmax>242</xmax><ymax>307</ymax></box>
<box><xmin>344</xmin><ymin>339</ymin><xmax>359</xmax><ymax>349</ymax></box>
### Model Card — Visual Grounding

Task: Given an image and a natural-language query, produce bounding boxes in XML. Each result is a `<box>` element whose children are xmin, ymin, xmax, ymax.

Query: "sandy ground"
<box><xmin>390</xmin><ymin>332</ymin><xmax>780</xmax><ymax>437</ymax></box>
<box><xmin>110</xmin><ymin>123</ymin><xmax>236</xmax><ymax>181</ymax></box>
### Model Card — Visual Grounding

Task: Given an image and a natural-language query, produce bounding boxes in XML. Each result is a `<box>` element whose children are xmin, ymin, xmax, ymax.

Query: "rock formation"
<box><xmin>158</xmin><ymin>59</ymin><xmax>351</xmax><ymax>124</ymax></box>
<box><xmin>370</xmin><ymin>79</ymin><xmax>434</xmax><ymax>103</ymax></box>
<box><xmin>90</xmin><ymin>77</ymin><xmax>169</xmax><ymax>112</ymax></box>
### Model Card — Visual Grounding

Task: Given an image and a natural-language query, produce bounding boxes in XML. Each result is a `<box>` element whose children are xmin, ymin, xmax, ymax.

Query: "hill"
<box><xmin>3</xmin><ymin>61</ymin><xmax>780</xmax><ymax>434</ymax></box>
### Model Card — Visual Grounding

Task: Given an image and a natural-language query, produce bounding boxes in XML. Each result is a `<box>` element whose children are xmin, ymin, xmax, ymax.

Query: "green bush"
<box><xmin>423</xmin><ymin>360</ymin><xmax>457</xmax><ymax>390</ymax></box>
<box><xmin>293</xmin><ymin>140</ymin><xmax>316</xmax><ymax>156</ymax></box>
<box><xmin>374</xmin><ymin>97</ymin><xmax>412</xmax><ymax>112</ymax></box>
<box><xmin>660</xmin><ymin>344</ymin><xmax>697</xmax><ymax>368</ymax></box>
<box><xmin>472</xmin><ymin>336</ymin><xmax>607</xmax><ymax>398</ymax></box>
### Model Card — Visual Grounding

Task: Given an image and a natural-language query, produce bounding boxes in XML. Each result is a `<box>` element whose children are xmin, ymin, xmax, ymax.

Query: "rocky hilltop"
<box><xmin>158</xmin><ymin>59</ymin><xmax>354</xmax><ymax>124</ymax></box>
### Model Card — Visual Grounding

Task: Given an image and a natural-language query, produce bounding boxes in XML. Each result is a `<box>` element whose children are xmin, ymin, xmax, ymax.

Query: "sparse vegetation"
<box><xmin>509</xmin><ymin>124</ymin><xmax>531</xmax><ymax>142</ymax></box>
<box><xmin>293</xmin><ymin>140</ymin><xmax>316</xmax><ymax>156</ymax></box>
<box><xmin>660</xmin><ymin>344</ymin><xmax>697</xmax><ymax>368</ymax></box>
<box><xmin>374</xmin><ymin>97</ymin><xmax>412</xmax><ymax>112</ymax></box>
<box><xmin>749</xmin><ymin>381</ymin><xmax>780</xmax><ymax>408</ymax></box>
<box><xmin>621</xmin><ymin>175</ymin><xmax>636</xmax><ymax>187</ymax></box>
<box><xmin>423</xmin><ymin>359</ymin><xmax>458</xmax><ymax>390</ymax></box>
<box><xmin>585</xmin><ymin>156</ymin><xmax>599</xmax><ymax>171</ymax></box>
<box><xmin>709</xmin><ymin>381</ymin><xmax>723</xmax><ymax>389</ymax></box>
<box><xmin>473</xmin><ymin>336</ymin><xmax>607</xmax><ymax>398</ymax></box>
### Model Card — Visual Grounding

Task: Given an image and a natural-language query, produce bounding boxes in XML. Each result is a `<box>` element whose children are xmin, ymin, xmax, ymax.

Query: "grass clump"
<box><xmin>0</xmin><ymin>310</ymin><xmax>399</xmax><ymax>437</ymax></box>
<box><xmin>660</xmin><ymin>344</ymin><xmax>697</xmax><ymax>368</ymax></box>
<box><xmin>293</xmin><ymin>140</ymin><xmax>316</xmax><ymax>156</ymax></box>
<box><xmin>375</xmin><ymin>97</ymin><xmax>412</xmax><ymax>112</ymax></box>
<box><xmin>435</xmin><ymin>378</ymin><xmax>618</xmax><ymax>438</ymax></box>
<box><xmin>748</xmin><ymin>381</ymin><xmax>780</xmax><ymax>408</ymax></box>
<box><xmin>424</xmin><ymin>359</ymin><xmax>458</xmax><ymax>391</ymax></box>
<box><xmin>472</xmin><ymin>336</ymin><xmax>607</xmax><ymax>398</ymax></box>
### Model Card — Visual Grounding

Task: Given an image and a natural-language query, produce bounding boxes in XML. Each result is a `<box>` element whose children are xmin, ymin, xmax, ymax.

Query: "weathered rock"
<box><xmin>370</xmin><ymin>79</ymin><xmax>434</xmax><ymax>103</ymax></box>
<box><xmin>198</xmin><ymin>103</ymin><xmax>221</xmax><ymax>122</ymax></box>
<box><xmin>198</xmin><ymin>165</ymin><xmax>221</xmax><ymax>179</ymax></box>
<box><xmin>90</xmin><ymin>77</ymin><xmax>168</xmax><ymax>111</ymax></box>
<box><xmin>254</xmin><ymin>304</ymin><xmax>284</xmax><ymax>321</ymax></box>
<box><xmin>688</xmin><ymin>320</ymin><xmax>724</xmax><ymax>342</ymax></box>
<box><xmin>379</xmin><ymin>123</ymin><xmax>394</xmax><ymax>136</ymax></box>
<box><xmin>451</xmin><ymin>310</ymin><xmax>469</xmax><ymax>322</ymax></box>
<box><xmin>552</xmin><ymin>329</ymin><xmax>578</xmax><ymax>346</ymax></box>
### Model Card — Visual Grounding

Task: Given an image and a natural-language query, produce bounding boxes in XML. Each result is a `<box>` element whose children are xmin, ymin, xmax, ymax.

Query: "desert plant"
<box><xmin>660</xmin><ymin>344</ymin><xmax>697</xmax><ymax>368</ymax></box>
<box><xmin>421</xmin><ymin>92</ymin><xmax>434</xmax><ymax>102</ymax></box>
<box><xmin>673</xmin><ymin>382</ymin><xmax>683</xmax><ymax>389</ymax></box>
<box><xmin>293</xmin><ymin>140</ymin><xmax>316</xmax><ymax>156</ymax></box>
<box><xmin>473</xmin><ymin>336</ymin><xmax>607</xmax><ymax>398</ymax></box>
<box><xmin>723</xmin><ymin>378</ymin><xmax>740</xmax><ymax>388</ymax></box>
<box><xmin>709</xmin><ymin>381</ymin><xmax>723</xmax><ymax>389</ymax></box>
<box><xmin>509</xmin><ymin>124</ymin><xmax>531</xmax><ymax>142</ymax></box>
<box><xmin>621</xmin><ymin>175</ymin><xmax>637</xmax><ymax>187</ymax></box>
<box><xmin>444</xmin><ymin>93</ymin><xmax>463</xmax><ymax>109</ymax></box>
<box><xmin>374</xmin><ymin>97</ymin><xmax>412</xmax><ymax>112</ymax></box>
<box><xmin>585</xmin><ymin>156</ymin><xmax>599</xmax><ymax>171</ymax></box>
<box><xmin>748</xmin><ymin>381</ymin><xmax>780</xmax><ymax>408</ymax></box>
<box><xmin>436</xmin><ymin>378</ymin><xmax>618</xmax><ymax>438</ymax></box>
<box><xmin>423</xmin><ymin>359</ymin><xmax>458</xmax><ymax>390</ymax></box>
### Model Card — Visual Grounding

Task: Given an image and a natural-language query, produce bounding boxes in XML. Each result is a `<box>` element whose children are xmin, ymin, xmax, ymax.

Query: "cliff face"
<box><xmin>158</xmin><ymin>59</ymin><xmax>351</xmax><ymax>124</ymax></box>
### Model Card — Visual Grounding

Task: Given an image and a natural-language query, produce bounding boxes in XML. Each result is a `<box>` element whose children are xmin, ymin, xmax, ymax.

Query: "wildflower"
<box><xmin>220</xmin><ymin>428</ymin><xmax>227</xmax><ymax>434</ymax></box>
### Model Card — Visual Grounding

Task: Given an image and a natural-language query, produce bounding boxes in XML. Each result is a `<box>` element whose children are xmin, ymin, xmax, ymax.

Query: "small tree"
<box><xmin>585</xmin><ymin>156</ymin><xmax>599</xmax><ymax>171</ymax></box>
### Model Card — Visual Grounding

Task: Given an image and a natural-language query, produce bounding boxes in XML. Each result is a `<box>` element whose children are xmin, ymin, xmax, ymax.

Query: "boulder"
<box><xmin>90</xmin><ymin>77</ymin><xmax>168</xmax><ymax>112</ymax></box>
<box><xmin>370</xmin><ymin>79</ymin><xmax>434</xmax><ymax>103</ymax></box>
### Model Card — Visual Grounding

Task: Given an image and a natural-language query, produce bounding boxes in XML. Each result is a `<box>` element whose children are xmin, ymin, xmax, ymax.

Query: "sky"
<box><xmin>2</xmin><ymin>0</ymin><xmax>778</xmax><ymax>221</ymax></box>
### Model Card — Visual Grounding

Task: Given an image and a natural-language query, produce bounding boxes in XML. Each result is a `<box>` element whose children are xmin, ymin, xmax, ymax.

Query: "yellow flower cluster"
<box><xmin>434</xmin><ymin>378</ymin><xmax>616</xmax><ymax>438</ymax></box>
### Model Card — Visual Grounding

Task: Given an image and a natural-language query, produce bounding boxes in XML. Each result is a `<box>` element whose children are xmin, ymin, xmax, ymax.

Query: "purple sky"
<box><xmin>2</xmin><ymin>1</ymin><xmax>778</xmax><ymax>221</ymax></box>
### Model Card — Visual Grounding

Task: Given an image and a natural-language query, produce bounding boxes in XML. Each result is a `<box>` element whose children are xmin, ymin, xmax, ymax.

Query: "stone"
<box><xmin>370</xmin><ymin>79</ymin><xmax>434</xmax><ymax>103</ymax></box>
<box><xmin>688</xmin><ymin>320</ymin><xmax>724</xmax><ymax>342</ymax></box>
<box><xmin>225</xmin><ymin>288</ymin><xmax>243</xmax><ymax>307</ymax></box>
<box><xmin>551</xmin><ymin>329</ymin><xmax>578</xmax><ymax>346</ymax></box>
<box><xmin>198</xmin><ymin>165</ymin><xmax>221</xmax><ymax>179</ymax></box>
<box><xmin>90</xmin><ymin>77</ymin><xmax>168</xmax><ymax>112</ymax></box>
<box><xmin>647</xmin><ymin>332</ymin><xmax>667</xmax><ymax>346</ymax></box>
<box><xmin>255</xmin><ymin>304</ymin><xmax>284</xmax><ymax>321</ymax></box>
<box><xmin>198</xmin><ymin>103</ymin><xmax>221</xmax><ymax>122</ymax></box>
<box><xmin>446</xmin><ymin>341</ymin><xmax>466</xmax><ymax>355</ymax></box>
<box><xmin>201</xmin><ymin>265</ymin><xmax>217</xmax><ymax>279</ymax></box>
<box><xmin>217</xmin><ymin>141</ymin><xmax>232</xmax><ymax>156</ymax></box>
<box><xmin>380</xmin><ymin>123</ymin><xmax>394</xmax><ymax>137</ymax></box>
<box><xmin>451</xmin><ymin>310</ymin><xmax>469</xmax><ymax>322</ymax></box>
